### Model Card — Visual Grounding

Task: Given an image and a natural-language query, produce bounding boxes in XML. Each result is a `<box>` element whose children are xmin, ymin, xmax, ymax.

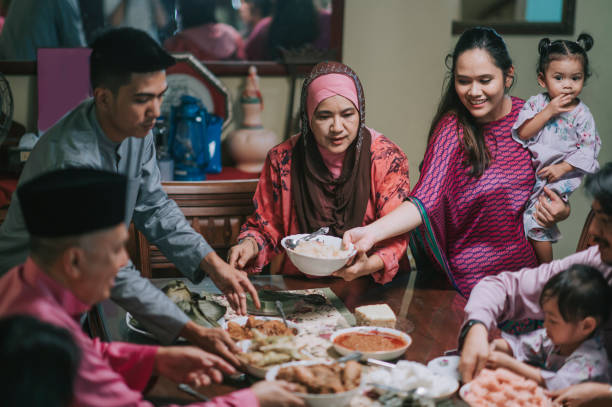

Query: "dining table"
<box><xmin>88</xmin><ymin>267</ymin><xmax>468</xmax><ymax>405</ymax></box>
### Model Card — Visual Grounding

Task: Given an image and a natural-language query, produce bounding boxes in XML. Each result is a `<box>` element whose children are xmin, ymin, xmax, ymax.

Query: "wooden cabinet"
<box><xmin>130</xmin><ymin>180</ymin><xmax>258</xmax><ymax>278</ymax></box>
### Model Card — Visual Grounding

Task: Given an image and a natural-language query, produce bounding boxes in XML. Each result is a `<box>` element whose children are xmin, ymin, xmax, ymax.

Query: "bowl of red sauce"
<box><xmin>331</xmin><ymin>327</ymin><xmax>412</xmax><ymax>361</ymax></box>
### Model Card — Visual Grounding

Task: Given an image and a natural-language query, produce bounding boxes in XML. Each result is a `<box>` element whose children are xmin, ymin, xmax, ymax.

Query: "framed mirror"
<box><xmin>0</xmin><ymin>0</ymin><xmax>344</xmax><ymax>76</ymax></box>
<box><xmin>452</xmin><ymin>0</ymin><xmax>575</xmax><ymax>35</ymax></box>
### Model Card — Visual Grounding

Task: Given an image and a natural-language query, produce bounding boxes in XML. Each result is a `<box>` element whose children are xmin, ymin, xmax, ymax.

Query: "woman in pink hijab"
<box><xmin>228</xmin><ymin>62</ymin><xmax>410</xmax><ymax>283</ymax></box>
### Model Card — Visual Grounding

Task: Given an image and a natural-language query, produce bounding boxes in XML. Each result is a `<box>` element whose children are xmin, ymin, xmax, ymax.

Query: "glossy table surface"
<box><xmin>89</xmin><ymin>269</ymin><xmax>467</xmax><ymax>404</ymax></box>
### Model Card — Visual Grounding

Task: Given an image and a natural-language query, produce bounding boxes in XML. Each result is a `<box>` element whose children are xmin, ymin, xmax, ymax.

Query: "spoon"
<box><xmin>337</xmin><ymin>351</ymin><xmax>363</xmax><ymax>363</ymax></box>
<box><xmin>178</xmin><ymin>383</ymin><xmax>210</xmax><ymax>402</ymax></box>
<box><xmin>275</xmin><ymin>300</ymin><xmax>289</xmax><ymax>328</ymax></box>
<box><xmin>284</xmin><ymin>226</ymin><xmax>329</xmax><ymax>249</ymax></box>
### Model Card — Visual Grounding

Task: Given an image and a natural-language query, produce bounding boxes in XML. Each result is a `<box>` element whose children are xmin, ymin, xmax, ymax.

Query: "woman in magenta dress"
<box><xmin>344</xmin><ymin>27</ymin><xmax>569</xmax><ymax>299</ymax></box>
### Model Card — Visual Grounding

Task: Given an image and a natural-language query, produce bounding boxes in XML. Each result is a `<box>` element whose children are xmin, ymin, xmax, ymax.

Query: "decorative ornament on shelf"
<box><xmin>226</xmin><ymin>66</ymin><xmax>277</xmax><ymax>173</ymax></box>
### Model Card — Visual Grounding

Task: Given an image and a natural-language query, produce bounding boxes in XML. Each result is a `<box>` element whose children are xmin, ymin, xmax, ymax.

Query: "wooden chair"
<box><xmin>576</xmin><ymin>208</ymin><xmax>595</xmax><ymax>252</ymax></box>
<box><xmin>131</xmin><ymin>180</ymin><xmax>258</xmax><ymax>278</ymax></box>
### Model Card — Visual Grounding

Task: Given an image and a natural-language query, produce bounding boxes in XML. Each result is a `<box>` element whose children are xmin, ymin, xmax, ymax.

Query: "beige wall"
<box><xmin>343</xmin><ymin>0</ymin><xmax>612</xmax><ymax>259</ymax></box>
<box><xmin>5</xmin><ymin>0</ymin><xmax>611</xmax><ymax>259</ymax></box>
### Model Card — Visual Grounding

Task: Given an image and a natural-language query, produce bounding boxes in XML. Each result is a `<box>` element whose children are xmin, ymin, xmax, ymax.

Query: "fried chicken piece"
<box><xmin>293</xmin><ymin>365</ymin><xmax>318</xmax><ymax>389</ymax></box>
<box><xmin>342</xmin><ymin>361</ymin><xmax>362</xmax><ymax>389</ymax></box>
<box><xmin>227</xmin><ymin>320</ymin><xmax>251</xmax><ymax>341</ymax></box>
<box><xmin>310</xmin><ymin>365</ymin><xmax>345</xmax><ymax>394</ymax></box>
<box><xmin>276</xmin><ymin>366</ymin><xmax>297</xmax><ymax>382</ymax></box>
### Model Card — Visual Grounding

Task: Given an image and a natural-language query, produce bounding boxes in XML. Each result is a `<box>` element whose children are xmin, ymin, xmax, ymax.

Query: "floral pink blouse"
<box><xmin>238</xmin><ymin>132</ymin><xmax>411</xmax><ymax>284</ymax></box>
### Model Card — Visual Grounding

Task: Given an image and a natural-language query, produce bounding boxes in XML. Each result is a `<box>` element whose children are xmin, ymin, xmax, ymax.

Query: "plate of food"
<box><xmin>125</xmin><ymin>280</ymin><xmax>227</xmax><ymax>338</ymax></box>
<box><xmin>330</xmin><ymin>326</ymin><xmax>411</xmax><ymax>361</ymax></box>
<box><xmin>223</xmin><ymin>316</ymin><xmax>299</xmax><ymax>342</ymax></box>
<box><xmin>365</xmin><ymin>360</ymin><xmax>459</xmax><ymax>401</ymax></box>
<box><xmin>266</xmin><ymin>359</ymin><xmax>362</xmax><ymax>407</ymax></box>
<box><xmin>236</xmin><ymin>330</ymin><xmax>311</xmax><ymax>378</ymax></box>
<box><xmin>281</xmin><ymin>234</ymin><xmax>356</xmax><ymax>276</ymax></box>
<box><xmin>459</xmin><ymin>368</ymin><xmax>551</xmax><ymax>406</ymax></box>
<box><xmin>246</xmin><ymin>290</ymin><xmax>327</xmax><ymax>316</ymax></box>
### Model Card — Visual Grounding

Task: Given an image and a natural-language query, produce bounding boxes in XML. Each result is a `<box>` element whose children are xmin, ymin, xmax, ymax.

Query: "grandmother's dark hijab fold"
<box><xmin>291</xmin><ymin>62</ymin><xmax>372</xmax><ymax>237</ymax></box>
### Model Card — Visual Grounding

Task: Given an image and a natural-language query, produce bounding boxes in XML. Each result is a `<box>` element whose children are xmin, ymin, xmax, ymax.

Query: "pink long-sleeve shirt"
<box><xmin>0</xmin><ymin>258</ymin><xmax>258</xmax><ymax>407</ymax></box>
<box><xmin>463</xmin><ymin>245</ymin><xmax>612</xmax><ymax>368</ymax></box>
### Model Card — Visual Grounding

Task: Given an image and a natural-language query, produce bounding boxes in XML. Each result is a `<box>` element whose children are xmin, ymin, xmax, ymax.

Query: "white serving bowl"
<box><xmin>281</xmin><ymin>234</ymin><xmax>356</xmax><ymax>276</ymax></box>
<box><xmin>266</xmin><ymin>360</ymin><xmax>362</xmax><ymax>407</ymax></box>
<box><xmin>330</xmin><ymin>326</ymin><xmax>412</xmax><ymax>361</ymax></box>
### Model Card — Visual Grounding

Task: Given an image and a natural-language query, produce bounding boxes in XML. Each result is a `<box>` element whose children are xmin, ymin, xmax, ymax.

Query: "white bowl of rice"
<box><xmin>281</xmin><ymin>234</ymin><xmax>356</xmax><ymax>277</ymax></box>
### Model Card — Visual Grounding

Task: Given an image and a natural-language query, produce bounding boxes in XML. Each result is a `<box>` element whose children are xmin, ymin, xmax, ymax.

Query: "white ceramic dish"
<box><xmin>429</xmin><ymin>376</ymin><xmax>459</xmax><ymax>401</ymax></box>
<box><xmin>427</xmin><ymin>355</ymin><xmax>461</xmax><ymax>381</ymax></box>
<box><xmin>330</xmin><ymin>326</ymin><xmax>411</xmax><ymax>361</ymax></box>
<box><xmin>236</xmin><ymin>340</ymin><xmax>269</xmax><ymax>378</ymax></box>
<box><xmin>365</xmin><ymin>360</ymin><xmax>458</xmax><ymax>401</ymax></box>
<box><xmin>281</xmin><ymin>234</ymin><xmax>356</xmax><ymax>276</ymax></box>
<box><xmin>459</xmin><ymin>383</ymin><xmax>471</xmax><ymax>404</ymax></box>
<box><xmin>235</xmin><ymin>338</ymin><xmax>312</xmax><ymax>379</ymax></box>
<box><xmin>266</xmin><ymin>360</ymin><xmax>362</xmax><ymax>407</ymax></box>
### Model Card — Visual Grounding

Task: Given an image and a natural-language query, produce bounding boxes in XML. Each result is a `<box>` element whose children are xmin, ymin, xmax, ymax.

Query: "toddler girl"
<box><xmin>513</xmin><ymin>34</ymin><xmax>601</xmax><ymax>263</ymax></box>
<box><xmin>486</xmin><ymin>264</ymin><xmax>610</xmax><ymax>390</ymax></box>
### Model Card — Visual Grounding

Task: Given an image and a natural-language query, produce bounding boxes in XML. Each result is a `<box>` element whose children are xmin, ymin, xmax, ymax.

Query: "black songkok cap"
<box><xmin>90</xmin><ymin>27</ymin><xmax>175</xmax><ymax>74</ymax></box>
<box><xmin>17</xmin><ymin>168</ymin><xmax>127</xmax><ymax>238</ymax></box>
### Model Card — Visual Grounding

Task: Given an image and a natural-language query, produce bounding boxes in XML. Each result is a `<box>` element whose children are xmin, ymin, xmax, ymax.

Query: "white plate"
<box><xmin>235</xmin><ymin>331</ymin><xmax>308</xmax><ymax>379</ymax></box>
<box><xmin>266</xmin><ymin>360</ymin><xmax>362</xmax><ymax>407</ymax></box>
<box><xmin>459</xmin><ymin>383</ymin><xmax>471</xmax><ymax>404</ymax></box>
<box><xmin>430</xmin><ymin>376</ymin><xmax>459</xmax><ymax>401</ymax></box>
<box><xmin>427</xmin><ymin>355</ymin><xmax>461</xmax><ymax>381</ymax></box>
<box><xmin>330</xmin><ymin>326</ymin><xmax>411</xmax><ymax>361</ymax></box>
<box><xmin>236</xmin><ymin>340</ymin><xmax>269</xmax><ymax>378</ymax></box>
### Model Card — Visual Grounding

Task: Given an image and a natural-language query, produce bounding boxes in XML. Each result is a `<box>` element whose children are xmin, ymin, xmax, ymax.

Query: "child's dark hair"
<box><xmin>540</xmin><ymin>264</ymin><xmax>611</xmax><ymax>326</ymax></box>
<box><xmin>537</xmin><ymin>33</ymin><xmax>594</xmax><ymax>82</ymax></box>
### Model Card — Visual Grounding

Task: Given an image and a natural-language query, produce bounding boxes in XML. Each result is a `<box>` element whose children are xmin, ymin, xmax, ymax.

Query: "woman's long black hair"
<box><xmin>428</xmin><ymin>26</ymin><xmax>514</xmax><ymax>178</ymax></box>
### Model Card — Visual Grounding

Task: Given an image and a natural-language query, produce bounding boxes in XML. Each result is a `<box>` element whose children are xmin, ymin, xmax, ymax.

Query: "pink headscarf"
<box><xmin>306</xmin><ymin>73</ymin><xmax>359</xmax><ymax>122</ymax></box>
<box><xmin>292</xmin><ymin>62</ymin><xmax>372</xmax><ymax>237</ymax></box>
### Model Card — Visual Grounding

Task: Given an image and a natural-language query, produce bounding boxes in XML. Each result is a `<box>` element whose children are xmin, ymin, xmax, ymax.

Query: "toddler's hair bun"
<box><xmin>577</xmin><ymin>33</ymin><xmax>594</xmax><ymax>52</ymax></box>
<box><xmin>538</xmin><ymin>38</ymin><xmax>551</xmax><ymax>55</ymax></box>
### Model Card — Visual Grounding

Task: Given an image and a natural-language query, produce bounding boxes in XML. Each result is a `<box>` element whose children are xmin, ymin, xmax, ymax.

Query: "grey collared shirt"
<box><xmin>0</xmin><ymin>99</ymin><xmax>214</xmax><ymax>343</ymax></box>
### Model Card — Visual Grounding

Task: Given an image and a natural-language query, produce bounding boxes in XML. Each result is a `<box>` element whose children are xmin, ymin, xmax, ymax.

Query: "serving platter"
<box><xmin>266</xmin><ymin>360</ymin><xmax>362</xmax><ymax>407</ymax></box>
<box><xmin>246</xmin><ymin>290</ymin><xmax>327</xmax><ymax>316</ymax></box>
<box><xmin>234</xmin><ymin>325</ymin><xmax>313</xmax><ymax>379</ymax></box>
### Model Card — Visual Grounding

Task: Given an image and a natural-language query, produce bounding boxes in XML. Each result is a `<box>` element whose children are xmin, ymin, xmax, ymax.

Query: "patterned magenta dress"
<box><xmin>410</xmin><ymin>96</ymin><xmax>538</xmax><ymax>298</ymax></box>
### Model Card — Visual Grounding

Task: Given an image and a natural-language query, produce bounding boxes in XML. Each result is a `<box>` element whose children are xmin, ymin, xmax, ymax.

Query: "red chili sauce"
<box><xmin>333</xmin><ymin>330</ymin><xmax>406</xmax><ymax>352</ymax></box>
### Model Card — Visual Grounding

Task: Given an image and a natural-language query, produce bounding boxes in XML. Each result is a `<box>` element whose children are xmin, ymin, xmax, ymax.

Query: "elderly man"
<box><xmin>459</xmin><ymin>162</ymin><xmax>612</xmax><ymax>405</ymax></box>
<box><xmin>0</xmin><ymin>27</ymin><xmax>259</xmax><ymax>364</ymax></box>
<box><xmin>0</xmin><ymin>168</ymin><xmax>302</xmax><ymax>407</ymax></box>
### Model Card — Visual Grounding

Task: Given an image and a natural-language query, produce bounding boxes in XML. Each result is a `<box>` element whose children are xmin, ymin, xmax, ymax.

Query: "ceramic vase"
<box><xmin>227</xmin><ymin>66</ymin><xmax>277</xmax><ymax>173</ymax></box>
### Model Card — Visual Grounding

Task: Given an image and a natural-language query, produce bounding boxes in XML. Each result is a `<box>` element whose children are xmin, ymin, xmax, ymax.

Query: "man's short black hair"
<box><xmin>585</xmin><ymin>162</ymin><xmax>612</xmax><ymax>215</ymax></box>
<box><xmin>90</xmin><ymin>27</ymin><xmax>175</xmax><ymax>94</ymax></box>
